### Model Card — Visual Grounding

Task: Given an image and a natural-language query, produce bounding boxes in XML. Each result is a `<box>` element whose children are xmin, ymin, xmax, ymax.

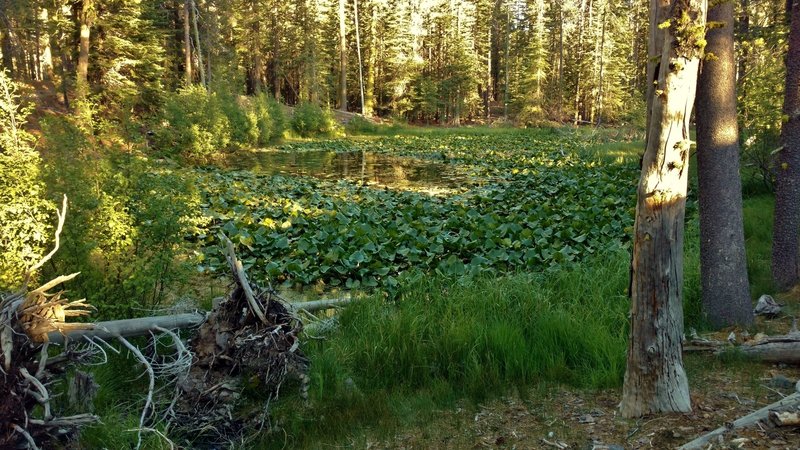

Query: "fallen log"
<box><xmin>289</xmin><ymin>297</ymin><xmax>351</xmax><ymax>312</ymax></box>
<box><xmin>679</xmin><ymin>393</ymin><xmax>800</xmax><ymax>449</ymax></box>
<box><xmin>684</xmin><ymin>332</ymin><xmax>800</xmax><ymax>364</ymax></box>
<box><xmin>44</xmin><ymin>312</ymin><xmax>207</xmax><ymax>345</ymax></box>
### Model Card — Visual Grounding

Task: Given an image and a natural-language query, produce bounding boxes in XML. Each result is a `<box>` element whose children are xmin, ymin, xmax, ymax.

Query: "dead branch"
<box><xmin>118</xmin><ymin>335</ymin><xmax>155</xmax><ymax>450</ymax></box>
<box><xmin>224</xmin><ymin>236</ymin><xmax>267</xmax><ymax>323</ymax></box>
<box><xmin>23</xmin><ymin>195</ymin><xmax>68</xmax><ymax>288</ymax></box>
<box><xmin>45</xmin><ymin>312</ymin><xmax>206</xmax><ymax>344</ymax></box>
<box><xmin>684</xmin><ymin>332</ymin><xmax>800</xmax><ymax>364</ymax></box>
<box><xmin>679</xmin><ymin>393</ymin><xmax>800</xmax><ymax>449</ymax></box>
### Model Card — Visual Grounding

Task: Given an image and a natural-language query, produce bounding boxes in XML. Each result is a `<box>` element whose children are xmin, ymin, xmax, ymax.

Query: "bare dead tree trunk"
<box><xmin>644</xmin><ymin>0</ymin><xmax>671</xmax><ymax>141</ymax></box>
<box><xmin>695</xmin><ymin>0</ymin><xmax>753</xmax><ymax>327</ymax></box>
<box><xmin>772</xmin><ymin>0</ymin><xmax>800</xmax><ymax>291</ymax></box>
<box><xmin>621</xmin><ymin>0</ymin><xmax>707</xmax><ymax>418</ymax></box>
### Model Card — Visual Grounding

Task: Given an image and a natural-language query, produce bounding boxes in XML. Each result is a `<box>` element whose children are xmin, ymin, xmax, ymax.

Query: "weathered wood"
<box><xmin>684</xmin><ymin>332</ymin><xmax>800</xmax><ymax>364</ymax></box>
<box><xmin>45</xmin><ymin>312</ymin><xmax>206</xmax><ymax>344</ymax></box>
<box><xmin>771</xmin><ymin>410</ymin><xmax>800</xmax><ymax>426</ymax></box>
<box><xmin>289</xmin><ymin>298</ymin><xmax>351</xmax><ymax>313</ymax></box>
<box><xmin>679</xmin><ymin>393</ymin><xmax>800</xmax><ymax>449</ymax></box>
<box><xmin>621</xmin><ymin>0</ymin><xmax>707</xmax><ymax>418</ymax></box>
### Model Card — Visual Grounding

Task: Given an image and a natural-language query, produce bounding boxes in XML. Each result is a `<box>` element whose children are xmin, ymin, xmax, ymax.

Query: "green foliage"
<box><xmin>345</xmin><ymin>115</ymin><xmax>378</xmax><ymax>134</ymax></box>
<box><xmin>41</xmin><ymin>115</ymin><xmax>200</xmax><ymax>319</ymax></box>
<box><xmin>290</xmin><ymin>102</ymin><xmax>340</xmax><ymax>137</ymax></box>
<box><xmin>0</xmin><ymin>71</ymin><xmax>52</xmax><ymax>289</ymax></box>
<box><xmin>194</xmin><ymin>131</ymin><xmax>639</xmax><ymax>293</ymax></box>
<box><xmin>155</xmin><ymin>85</ymin><xmax>232</xmax><ymax>158</ymax></box>
<box><xmin>252</xmin><ymin>92</ymin><xmax>286</xmax><ymax>144</ymax></box>
<box><xmin>218</xmin><ymin>91</ymin><xmax>259</xmax><ymax>148</ymax></box>
<box><xmin>267</xmin><ymin>263</ymin><xmax>629</xmax><ymax>447</ymax></box>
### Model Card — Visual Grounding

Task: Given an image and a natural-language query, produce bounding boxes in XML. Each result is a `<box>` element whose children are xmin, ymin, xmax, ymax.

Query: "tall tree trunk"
<box><xmin>183</xmin><ymin>0</ymin><xmax>192</xmax><ymax>85</ymax></box>
<box><xmin>645</xmin><ymin>0</ymin><xmax>672</xmax><ymax>141</ymax></box>
<box><xmin>772</xmin><ymin>0</ymin><xmax>800</xmax><ymax>291</ymax></box>
<box><xmin>595</xmin><ymin>5</ymin><xmax>607</xmax><ymax>126</ymax></box>
<box><xmin>364</xmin><ymin>2</ymin><xmax>376</xmax><ymax>116</ymax></box>
<box><xmin>76</xmin><ymin>0</ymin><xmax>93</xmax><ymax>100</ymax></box>
<box><xmin>574</xmin><ymin>0</ymin><xmax>588</xmax><ymax>125</ymax></box>
<box><xmin>39</xmin><ymin>9</ymin><xmax>53</xmax><ymax>81</ymax></box>
<box><xmin>354</xmin><ymin>0</ymin><xmax>365</xmax><ymax>114</ymax></box>
<box><xmin>621</xmin><ymin>0</ymin><xmax>707</xmax><ymax>418</ymax></box>
<box><xmin>696</xmin><ymin>0</ymin><xmax>753</xmax><ymax>327</ymax></box>
<box><xmin>191</xmin><ymin>0</ymin><xmax>205</xmax><ymax>87</ymax></box>
<box><xmin>338</xmin><ymin>0</ymin><xmax>347</xmax><ymax>111</ymax></box>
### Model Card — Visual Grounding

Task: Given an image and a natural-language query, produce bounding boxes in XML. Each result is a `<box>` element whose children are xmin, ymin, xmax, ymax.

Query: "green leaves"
<box><xmin>194</xmin><ymin>131</ymin><xmax>641</xmax><ymax>292</ymax></box>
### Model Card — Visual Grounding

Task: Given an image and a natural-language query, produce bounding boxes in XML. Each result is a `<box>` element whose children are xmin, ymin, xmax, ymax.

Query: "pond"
<box><xmin>218</xmin><ymin>149</ymin><xmax>472</xmax><ymax>193</ymax></box>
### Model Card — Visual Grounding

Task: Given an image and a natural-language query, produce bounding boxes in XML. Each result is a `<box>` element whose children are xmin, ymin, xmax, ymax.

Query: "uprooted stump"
<box><xmin>0</xmin><ymin>196</ymin><xmax>99</xmax><ymax>449</ymax></box>
<box><xmin>173</xmin><ymin>237</ymin><xmax>309</xmax><ymax>446</ymax></box>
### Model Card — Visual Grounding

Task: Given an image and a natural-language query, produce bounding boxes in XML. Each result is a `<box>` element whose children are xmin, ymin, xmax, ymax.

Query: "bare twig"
<box><xmin>23</xmin><ymin>195</ymin><xmax>68</xmax><ymax>287</ymax></box>
<box><xmin>118</xmin><ymin>336</ymin><xmax>155</xmax><ymax>450</ymax></box>
<box><xmin>19</xmin><ymin>368</ymin><xmax>51</xmax><ymax>420</ymax></box>
<box><xmin>12</xmin><ymin>424</ymin><xmax>40</xmax><ymax>450</ymax></box>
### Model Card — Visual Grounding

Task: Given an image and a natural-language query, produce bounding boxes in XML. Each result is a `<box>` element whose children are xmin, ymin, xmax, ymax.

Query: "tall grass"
<box><xmin>266</xmin><ymin>254</ymin><xmax>631</xmax><ymax>448</ymax></box>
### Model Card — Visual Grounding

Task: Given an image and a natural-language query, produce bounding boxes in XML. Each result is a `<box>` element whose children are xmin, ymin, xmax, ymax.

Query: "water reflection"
<box><xmin>220</xmin><ymin>149</ymin><xmax>468</xmax><ymax>192</ymax></box>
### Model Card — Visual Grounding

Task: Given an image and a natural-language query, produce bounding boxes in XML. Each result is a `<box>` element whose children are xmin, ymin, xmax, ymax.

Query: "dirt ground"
<box><xmin>366</xmin><ymin>322</ymin><xmax>800</xmax><ymax>450</ymax></box>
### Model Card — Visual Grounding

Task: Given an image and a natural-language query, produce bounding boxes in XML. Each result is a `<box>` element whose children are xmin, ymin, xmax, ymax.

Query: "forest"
<box><xmin>1</xmin><ymin>0</ymin><xmax>800</xmax><ymax>448</ymax></box>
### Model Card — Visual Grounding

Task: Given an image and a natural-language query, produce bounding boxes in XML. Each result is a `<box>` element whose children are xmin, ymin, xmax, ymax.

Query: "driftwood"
<box><xmin>685</xmin><ymin>332</ymin><xmax>800</xmax><ymax>364</ymax></box>
<box><xmin>679</xmin><ymin>392</ymin><xmax>800</xmax><ymax>449</ymax></box>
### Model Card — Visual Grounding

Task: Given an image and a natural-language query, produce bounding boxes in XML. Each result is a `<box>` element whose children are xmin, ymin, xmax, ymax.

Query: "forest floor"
<box><xmin>361</xmin><ymin>357</ymin><xmax>800</xmax><ymax>449</ymax></box>
<box><xmin>295</xmin><ymin>311</ymin><xmax>800</xmax><ymax>450</ymax></box>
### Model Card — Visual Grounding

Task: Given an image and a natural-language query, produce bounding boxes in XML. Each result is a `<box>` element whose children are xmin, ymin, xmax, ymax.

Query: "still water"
<box><xmin>220</xmin><ymin>149</ymin><xmax>469</xmax><ymax>192</ymax></box>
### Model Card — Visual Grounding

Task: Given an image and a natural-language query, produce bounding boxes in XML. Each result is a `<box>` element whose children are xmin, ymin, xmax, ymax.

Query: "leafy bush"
<box><xmin>290</xmin><ymin>102</ymin><xmax>340</xmax><ymax>137</ymax></box>
<box><xmin>41</xmin><ymin>116</ymin><xmax>201</xmax><ymax>319</ymax></box>
<box><xmin>345</xmin><ymin>115</ymin><xmax>378</xmax><ymax>134</ymax></box>
<box><xmin>253</xmin><ymin>93</ymin><xmax>286</xmax><ymax>144</ymax></box>
<box><xmin>155</xmin><ymin>85</ymin><xmax>231</xmax><ymax>158</ymax></box>
<box><xmin>0</xmin><ymin>71</ymin><xmax>53</xmax><ymax>290</ymax></box>
<box><xmin>218</xmin><ymin>91</ymin><xmax>259</xmax><ymax>148</ymax></box>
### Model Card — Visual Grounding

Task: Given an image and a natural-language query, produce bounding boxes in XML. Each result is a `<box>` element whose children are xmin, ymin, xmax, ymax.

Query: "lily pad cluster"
<box><xmin>193</xmin><ymin>132</ymin><xmax>641</xmax><ymax>293</ymax></box>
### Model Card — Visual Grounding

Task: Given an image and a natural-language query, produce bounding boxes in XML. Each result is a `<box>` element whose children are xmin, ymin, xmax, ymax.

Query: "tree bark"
<box><xmin>695</xmin><ymin>0</ymin><xmax>753</xmax><ymax>327</ymax></box>
<box><xmin>76</xmin><ymin>0</ymin><xmax>93</xmax><ymax>100</ymax></box>
<box><xmin>191</xmin><ymin>0</ymin><xmax>205</xmax><ymax>87</ymax></box>
<box><xmin>364</xmin><ymin>2</ymin><xmax>376</xmax><ymax>116</ymax></box>
<box><xmin>183</xmin><ymin>0</ymin><xmax>192</xmax><ymax>85</ymax></box>
<box><xmin>338</xmin><ymin>0</ymin><xmax>347</xmax><ymax>111</ymax></box>
<box><xmin>772</xmin><ymin>0</ymin><xmax>800</xmax><ymax>291</ymax></box>
<box><xmin>645</xmin><ymin>0</ymin><xmax>672</xmax><ymax>141</ymax></box>
<box><xmin>621</xmin><ymin>0</ymin><xmax>707</xmax><ymax>418</ymax></box>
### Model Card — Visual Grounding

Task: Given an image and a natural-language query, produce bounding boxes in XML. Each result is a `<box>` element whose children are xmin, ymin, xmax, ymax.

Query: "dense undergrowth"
<box><xmin>0</xmin><ymin>76</ymin><xmax>777</xmax><ymax>446</ymax></box>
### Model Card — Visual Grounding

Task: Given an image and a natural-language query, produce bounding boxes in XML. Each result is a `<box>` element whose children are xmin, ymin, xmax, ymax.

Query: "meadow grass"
<box><xmin>264</xmin><ymin>253</ymin><xmax>632</xmax><ymax>448</ymax></box>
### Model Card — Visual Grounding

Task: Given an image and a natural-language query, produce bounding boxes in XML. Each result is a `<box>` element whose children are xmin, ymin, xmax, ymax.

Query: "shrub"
<box><xmin>290</xmin><ymin>102</ymin><xmax>339</xmax><ymax>137</ymax></box>
<box><xmin>253</xmin><ymin>93</ymin><xmax>286</xmax><ymax>145</ymax></box>
<box><xmin>41</xmin><ymin>116</ymin><xmax>200</xmax><ymax>319</ymax></box>
<box><xmin>218</xmin><ymin>91</ymin><xmax>258</xmax><ymax>148</ymax></box>
<box><xmin>345</xmin><ymin>115</ymin><xmax>378</xmax><ymax>134</ymax></box>
<box><xmin>155</xmin><ymin>85</ymin><xmax>231</xmax><ymax>158</ymax></box>
<box><xmin>0</xmin><ymin>71</ymin><xmax>53</xmax><ymax>290</ymax></box>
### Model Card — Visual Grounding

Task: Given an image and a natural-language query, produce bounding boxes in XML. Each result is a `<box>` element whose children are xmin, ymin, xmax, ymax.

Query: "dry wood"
<box><xmin>44</xmin><ymin>312</ymin><xmax>206</xmax><ymax>344</ymax></box>
<box><xmin>679</xmin><ymin>393</ymin><xmax>800</xmax><ymax>449</ymax></box>
<box><xmin>771</xmin><ymin>410</ymin><xmax>800</xmax><ymax>426</ymax></box>
<box><xmin>684</xmin><ymin>332</ymin><xmax>800</xmax><ymax>364</ymax></box>
<box><xmin>289</xmin><ymin>297</ymin><xmax>351</xmax><ymax>312</ymax></box>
